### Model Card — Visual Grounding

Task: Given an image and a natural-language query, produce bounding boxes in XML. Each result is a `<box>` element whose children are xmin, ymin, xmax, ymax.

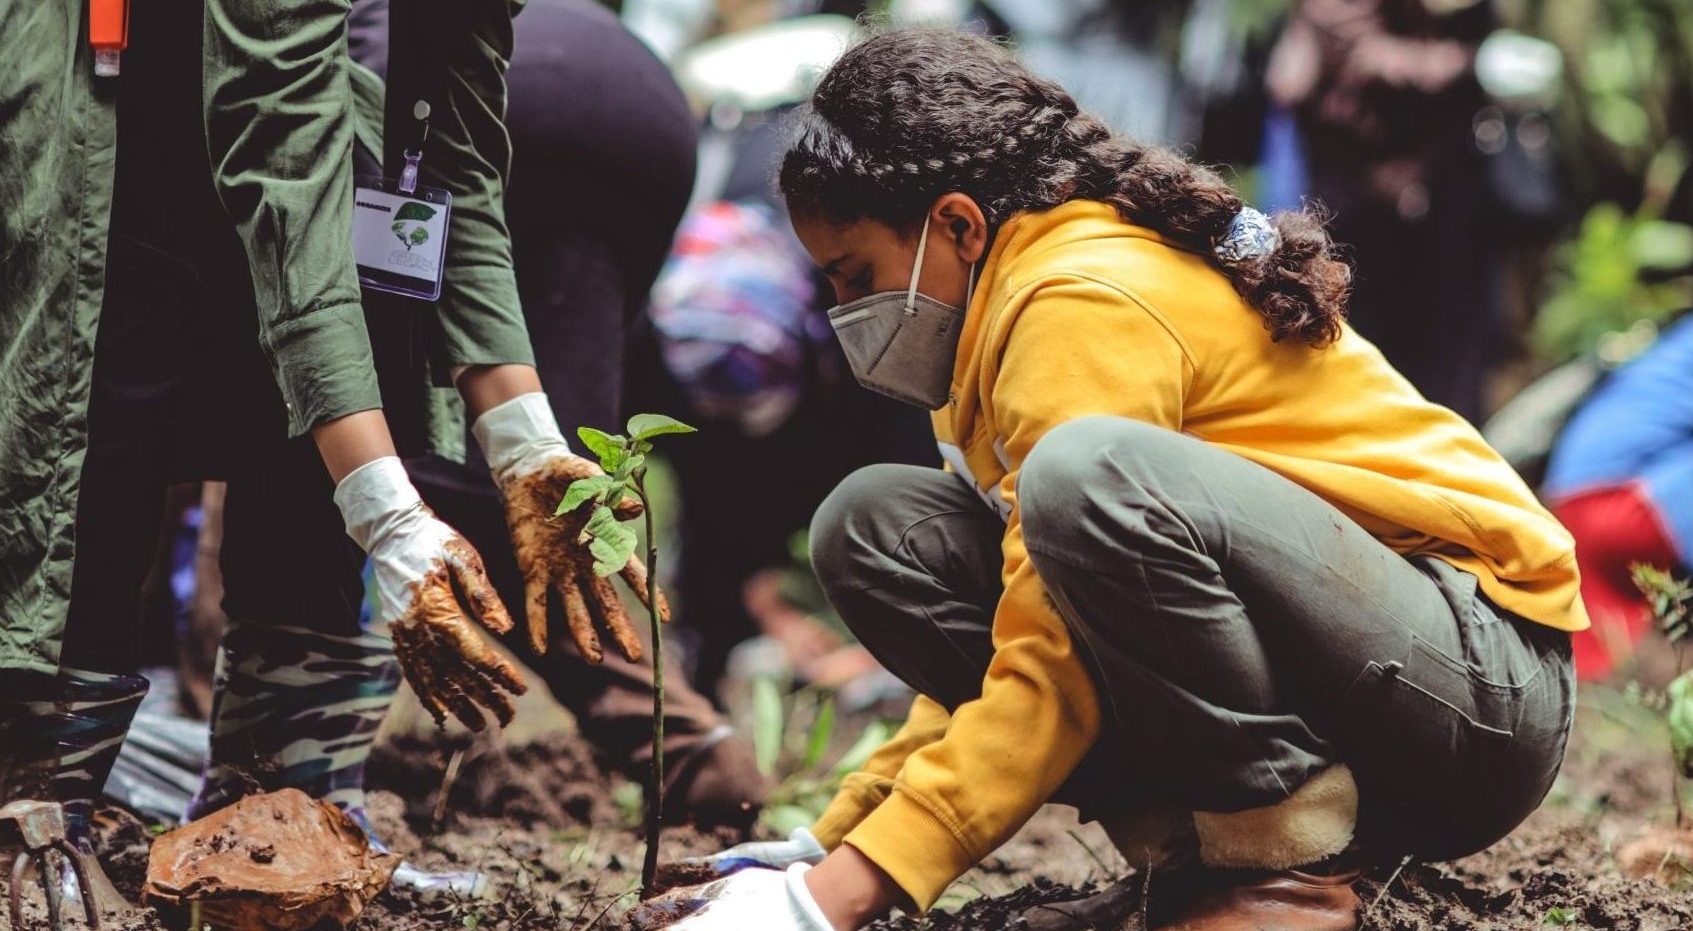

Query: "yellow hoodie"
<box><xmin>810</xmin><ymin>200</ymin><xmax>1587</xmax><ymax>909</ymax></box>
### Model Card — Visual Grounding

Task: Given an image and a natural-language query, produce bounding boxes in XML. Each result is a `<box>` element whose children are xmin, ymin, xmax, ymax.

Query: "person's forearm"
<box><xmin>806</xmin><ymin>845</ymin><xmax>906</xmax><ymax>930</ymax></box>
<box><xmin>313</xmin><ymin>410</ymin><xmax>399</xmax><ymax>484</ymax></box>
<box><xmin>454</xmin><ymin>363</ymin><xmax>543</xmax><ymax>420</ymax></box>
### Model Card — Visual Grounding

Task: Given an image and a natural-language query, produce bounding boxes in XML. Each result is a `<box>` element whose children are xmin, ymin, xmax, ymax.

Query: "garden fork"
<box><xmin>1</xmin><ymin>799</ymin><xmax>100</xmax><ymax>931</ymax></box>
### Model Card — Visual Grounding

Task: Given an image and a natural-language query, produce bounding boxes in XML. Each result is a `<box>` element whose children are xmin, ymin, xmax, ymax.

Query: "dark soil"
<box><xmin>4</xmin><ymin>685</ymin><xmax>1689</xmax><ymax>930</ymax></box>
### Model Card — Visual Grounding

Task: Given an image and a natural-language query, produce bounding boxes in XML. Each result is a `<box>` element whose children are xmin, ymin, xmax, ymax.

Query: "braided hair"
<box><xmin>779</xmin><ymin>29</ymin><xmax>1351</xmax><ymax>347</ymax></box>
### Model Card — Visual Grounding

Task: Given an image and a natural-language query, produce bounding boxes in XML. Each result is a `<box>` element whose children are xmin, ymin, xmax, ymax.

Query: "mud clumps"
<box><xmin>370</xmin><ymin>731</ymin><xmax>617</xmax><ymax>829</ymax></box>
<box><xmin>869</xmin><ymin>880</ymin><xmax>1100</xmax><ymax>931</ymax></box>
<box><xmin>145</xmin><ymin>789</ymin><xmax>399</xmax><ymax>931</ymax></box>
<box><xmin>1358</xmin><ymin>816</ymin><xmax>1693</xmax><ymax>931</ymax></box>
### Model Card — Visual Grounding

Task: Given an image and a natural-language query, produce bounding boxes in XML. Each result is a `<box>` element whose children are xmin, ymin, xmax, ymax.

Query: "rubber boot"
<box><xmin>185</xmin><ymin>623</ymin><xmax>489</xmax><ymax>899</ymax></box>
<box><xmin>0</xmin><ymin>666</ymin><xmax>149</xmax><ymax>923</ymax></box>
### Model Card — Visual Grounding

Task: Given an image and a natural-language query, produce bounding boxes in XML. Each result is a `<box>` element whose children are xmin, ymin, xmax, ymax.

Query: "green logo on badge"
<box><xmin>391</xmin><ymin>201</ymin><xmax>437</xmax><ymax>251</ymax></box>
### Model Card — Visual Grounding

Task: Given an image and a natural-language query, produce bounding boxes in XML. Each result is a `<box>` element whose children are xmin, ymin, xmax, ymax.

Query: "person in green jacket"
<box><xmin>0</xmin><ymin>0</ymin><xmax>677</xmax><ymax>912</ymax></box>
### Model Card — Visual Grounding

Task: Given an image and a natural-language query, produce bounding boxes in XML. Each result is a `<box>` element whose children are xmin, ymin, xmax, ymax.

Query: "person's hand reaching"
<box><xmin>473</xmin><ymin>393</ymin><xmax>669</xmax><ymax>662</ymax></box>
<box><xmin>651</xmin><ymin>828</ymin><xmax>827</xmax><ymax>894</ymax></box>
<box><xmin>628</xmin><ymin>865</ymin><xmax>834</xmax><ymax>931</ymax></box>
<box><xmin>335</xmin><ymin>457</ymin><xmax>526</xmax><ymax>730</ymax></box>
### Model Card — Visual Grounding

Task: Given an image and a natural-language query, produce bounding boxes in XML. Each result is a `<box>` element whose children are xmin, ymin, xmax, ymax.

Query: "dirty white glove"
<box><xmin>653</xmin><ymin>828</ymin><xmax>827</xmax><ymax>891</ymax></box>
<box><xmin>335</xmin><ymin>457</ymin><xmax>525</xmax><ymax>731</ymax></box>
<box><xmin>628</xmin><ymin>864</ymin><xmax>834</xmax><ymax>931</ymax></box>
<box><xmin>473</xmin><ymin>393</ymin><xmax>666</xmax><ymax>662</ymax></box>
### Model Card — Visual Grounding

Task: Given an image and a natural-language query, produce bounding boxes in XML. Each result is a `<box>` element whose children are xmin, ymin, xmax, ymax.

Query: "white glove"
<box><xmin>335</xmin><ymin>457</ymin><xmax>524</xmax><ymax>730</ymax></box>
<box><xmin>471</xmin><ymin>390</ymin><xmax>575</xmax><ymax>482</ymax></box>
<box><xmin>472</xmin><ymin>393</ymin><xmax>666</xmax><ymax>661</ymax></box>
<box><xmin>628</xmin><ymin>864</ymin><xmax>834</xmax><ymax>931</ymax></box>
<box><xmin>654</xmin><ymin>828</ymin><xmax>827</xmax><ymax>891</ymax></box>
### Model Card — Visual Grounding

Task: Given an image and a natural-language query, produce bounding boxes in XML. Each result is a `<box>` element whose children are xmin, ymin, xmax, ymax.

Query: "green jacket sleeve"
<box><xmin>204</xmin><ymin>0</ymin><xmax>383</xmax><ymax>437</ymax></box>
<box><xmin>394</xmin><ymin>0</ymin><xmax>534</xmax><ymax>373</ymax></box>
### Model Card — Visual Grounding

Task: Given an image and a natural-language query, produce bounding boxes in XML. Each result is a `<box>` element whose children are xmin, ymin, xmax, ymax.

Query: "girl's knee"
<box><xmin>1020</xmin><ymin>416</ymin><xmax>1183</xmax><ymax>544</ymax></box>
<box><xmin>809</xmin><ymin>463</ymin><xmax>929</xmax><ymax>593</ymax></box>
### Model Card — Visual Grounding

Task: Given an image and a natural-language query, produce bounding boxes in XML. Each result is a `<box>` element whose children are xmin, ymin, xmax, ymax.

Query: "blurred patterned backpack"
<box><xmin>649</xmin><ymin>199</ymin><xmax>831</xmax><ymax>437</ymax></box>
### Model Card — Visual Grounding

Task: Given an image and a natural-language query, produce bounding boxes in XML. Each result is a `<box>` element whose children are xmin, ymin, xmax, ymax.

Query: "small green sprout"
<box><xmin>1632</xmin><ymin>564</ymin><xmax>1693</xmax><ymax>824</ymax></box>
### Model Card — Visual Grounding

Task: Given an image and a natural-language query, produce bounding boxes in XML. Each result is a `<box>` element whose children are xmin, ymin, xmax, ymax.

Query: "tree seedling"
<box><xmin>560</xmin><ymin>413</ymin><xmax>695</xmax><ymax>898</ymax></box>
<box><xmin>1631</xmin><ymin>564</ymin><xmax>1693</xmax><ymax>825</ymax></box>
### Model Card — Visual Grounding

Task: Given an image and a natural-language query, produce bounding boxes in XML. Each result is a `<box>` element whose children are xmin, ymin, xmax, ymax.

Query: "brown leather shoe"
<box><xmin>1020</xmin><ymin>865</ymin><xmax>1214</xmax><ymax>931</ymax></box>
<box><xmin>1158</xmin><ymin>868</ymin><xmax>1361</xmax><ymax>931</ymax></box>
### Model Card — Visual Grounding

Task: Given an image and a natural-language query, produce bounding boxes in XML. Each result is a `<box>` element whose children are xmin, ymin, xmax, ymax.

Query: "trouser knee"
<box><xmin>809</xmin><ymin>463</ymin><xmax>920</xmax><ymax>608</ymax></box>
<box><xmin>1019</xmin><ymin>415</ymin><xmax>1193</xmax><ymax>557</ymax></box>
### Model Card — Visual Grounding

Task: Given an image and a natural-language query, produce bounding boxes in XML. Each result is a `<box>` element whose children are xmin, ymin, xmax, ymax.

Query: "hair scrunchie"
<box><xmin>1214</xmin><ymin>206</ymin><xmax>1281</xmax><ymax>264</ymax></box>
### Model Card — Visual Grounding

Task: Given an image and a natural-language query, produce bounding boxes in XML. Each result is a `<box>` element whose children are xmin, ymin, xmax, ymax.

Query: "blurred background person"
<box><xmin>1266</xmin><ymin>0</ymin><xmax>1507</xmax><ymax>422</ymax></box>
<box><xmin>1542</xmin><ymin>312</ymin><xmax>1693</xmax><ymax>681</ymax></box>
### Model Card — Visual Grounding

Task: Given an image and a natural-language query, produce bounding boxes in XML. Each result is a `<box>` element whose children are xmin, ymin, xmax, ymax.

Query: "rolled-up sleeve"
<box><xmin>204</xmin><ymin>0</ymin><xmax>383</xmax><ymax>435</ymax></box>
<box><xmin>403</xmin><ymin>0</ymin><xmax>534</xmax><ymax>371</ymax></box>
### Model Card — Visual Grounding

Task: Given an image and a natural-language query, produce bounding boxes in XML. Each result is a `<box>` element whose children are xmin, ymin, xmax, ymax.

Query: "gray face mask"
<box><xmin>826</xmin><ymin>215</ymin><xmax>975</xmax><ymax>410</ymax></box>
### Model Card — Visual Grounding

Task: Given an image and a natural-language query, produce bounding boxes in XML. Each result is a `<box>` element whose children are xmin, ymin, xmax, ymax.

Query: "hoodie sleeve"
<box><xmin>839</xmin><ymin>276</ymin><xmax>1192</xmax><ymax>909</ymax></box>
<box><xmin>810</xmin><ymin>695</ymin><xmax>952</xmax><ymax>849</ymax></box>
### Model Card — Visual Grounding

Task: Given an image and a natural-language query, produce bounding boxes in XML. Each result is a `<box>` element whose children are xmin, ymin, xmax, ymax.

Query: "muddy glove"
<box><xmin>628</xmin><ymin>865</ymin><xmax>834</xmax><ymax>931</ymax></box>
<box><xmin>653</xmin><ymin>828</ymin><xmax>826</xmax><ymax>892</ymax></box>
<box><xmin>473</xmin><ymin>393</ymin><xmax>668</xmax><ymax>662</ymax></box>
<box><xmin>335</xmin><ymin>457</ymin><xmax>526</xmax><ymax>731</ymax></box>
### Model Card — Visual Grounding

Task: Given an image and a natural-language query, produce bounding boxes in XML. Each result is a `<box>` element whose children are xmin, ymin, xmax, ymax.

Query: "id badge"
<box><xmin>353</xmin><ymin>176</ymin><xmax>452</xmax><ymax>301</ymax></box>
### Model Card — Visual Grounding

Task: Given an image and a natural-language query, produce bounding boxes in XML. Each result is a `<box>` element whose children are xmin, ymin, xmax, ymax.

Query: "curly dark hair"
<box><xmin>779</xmin><ymin>29</ymin><xmax>1351</xmax><ymax>347</ymax></box>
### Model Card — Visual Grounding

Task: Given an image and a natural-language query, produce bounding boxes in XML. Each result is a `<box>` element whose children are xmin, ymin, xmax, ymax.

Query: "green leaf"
<box><xmin>1668</xmin><ymin>672</ymin><xmax>1693</xmax><ymax>779</ymax></box>
<box><xmin>582</xmin><ymin>508</ymin><xmax>638</xmax><ymax>577</ymax></box>
<box><xmin>1541</xmin><ymin>906</ymin><xmax>1577</xmax><ymax>926</ymax></box>
<box><xmin>804</xmin><ymin>697</ymin><xmax>836</xmax><ymax>770</ymax></box>
<box><xmin>463</xmin><ymin>913</ymin><xmax>481</xmax><ymax>930</ymax></box>
<box><xmin>833</xmin><ymin>720</ymin><xmax>893</xmax><ymax>777</ymax></box>
<box><xmin>577</xmin><ymin>427</ymin><xmax>628</xmax><ymax>467</ymax></box>
<box><xmin>1630</xmin><ymin>221</ymin><xmax>1693</xmax><ymax>271</ymax></box>
<box><xmin>614</xmin><ymin>453</ymin><xmax>647</xmax><ymax>483</ymax></box>
<box><xmin>760</xmin><ymin>804</ymin><xmax>817</xmax><ymax>838</ymax></box>
<box><xmin>395</xmin><ymin>201</ymin><xmax>438</xmax><ymax>223</ymax></box>
<box><xmin>627</xmin><ymin>413</ymin><xmax>698</xmax><ymax>442</ymax></box>
<box><xmin>557</xmin><ymin>475</ymin><xmax>615</xmax><ymax>515</ymax></box>
<box><xmin>752</xmin><ymin>677</ymin><xmax>785</xmax><ymax>776</ymax></box>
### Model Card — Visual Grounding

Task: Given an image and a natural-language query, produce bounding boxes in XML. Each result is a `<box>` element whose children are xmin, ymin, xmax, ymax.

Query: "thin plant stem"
<box><xmin>637</xmin><ymin>471</ymin><xmax>665</xmax><ymax>897</ymax></box>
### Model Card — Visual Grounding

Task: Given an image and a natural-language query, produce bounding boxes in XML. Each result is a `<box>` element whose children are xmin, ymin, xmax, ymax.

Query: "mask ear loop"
<box><xmin>904</xmin><ymin>214</ymin><xmax>932</xmax><ymax>316</ymax></box>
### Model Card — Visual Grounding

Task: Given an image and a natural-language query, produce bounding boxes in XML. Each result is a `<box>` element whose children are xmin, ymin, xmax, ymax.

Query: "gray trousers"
<box><xmin>811</xmin><ymin>416</ymin><xmax>1574</xmax><ymax>862</ymax></box>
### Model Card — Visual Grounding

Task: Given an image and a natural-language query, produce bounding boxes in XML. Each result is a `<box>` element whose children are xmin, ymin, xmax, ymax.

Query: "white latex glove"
<box><xmin>335</xmin><ymin>457</ymin><xmax>525</xmax><ymax>730</ymax></box>
<box><xmin>653</xmin><ymin>828</ymin><xmax>827</xmax><ymax>892</ymax></box>
<box><xmin>627</xmin><ymin>864</ymin><xmax>834</xmax><ymax>931</ymax></box>
<box><xmin>473</xmin><ymin>393</ymin><xmax>667</xmax><ymax>661</ymax></box>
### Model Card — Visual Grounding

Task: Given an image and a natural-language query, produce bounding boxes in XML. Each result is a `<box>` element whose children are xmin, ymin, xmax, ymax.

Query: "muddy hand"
<box><xmin>652</xmin><ymin>828</ymin><xmax>826</xmax><ymax>895</ymax></box>
<box><xmin>628</xmin><ymin>866</ymin><xmax>832</xmax><ymax>931</ymax></box>
<box><xmin>335</xmin><ymin>457</ymin><xmax>526</xmax><ymax>732</ymax></box>
<box><xmin>473</xmin><ymin>393</ymin><xmax>670</xmax><ymax>663</ymax></box>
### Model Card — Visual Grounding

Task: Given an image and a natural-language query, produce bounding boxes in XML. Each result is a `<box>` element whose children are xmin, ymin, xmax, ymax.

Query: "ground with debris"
<box><xmin>5</xmin><ymin>679</ymin><xmax>1689</xmax><ymax>930</ymax></box>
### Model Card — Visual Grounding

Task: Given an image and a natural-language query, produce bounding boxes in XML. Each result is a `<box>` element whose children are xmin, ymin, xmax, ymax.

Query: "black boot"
<box><xmin>186</xmin><ymin>622</ymin><xmax>488</xmax><ymax>899</ymax></box>
<box><xmin>0</xmin><ymin>667</ymin><xmax>149</xmax><ymax>922</ymax></box>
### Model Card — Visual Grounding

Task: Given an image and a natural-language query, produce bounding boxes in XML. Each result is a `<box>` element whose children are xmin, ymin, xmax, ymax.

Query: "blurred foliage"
<box><xmin>1533</xmin><ymin>197</ymin><xmax>1693</xmax><ymax>362</ymax></box>
<box><xmin>1501</xmin><ymin>0</ymin><xmax>1693</xmax><ymax>359</ymax></box>
<box><xmin>750</xmin><ymin>677</ymin><xmax>894</xmax><ymax>836</ymax></box>
<box><xmin>1631</xmin><ymin>564</ymin><xmax>1693</xmax><ymax>813</ymax></box>
<box><xmin>1503</xmin><ymin>0</ymin><xmax>1693</xmax><ymax>191</ymax></box>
